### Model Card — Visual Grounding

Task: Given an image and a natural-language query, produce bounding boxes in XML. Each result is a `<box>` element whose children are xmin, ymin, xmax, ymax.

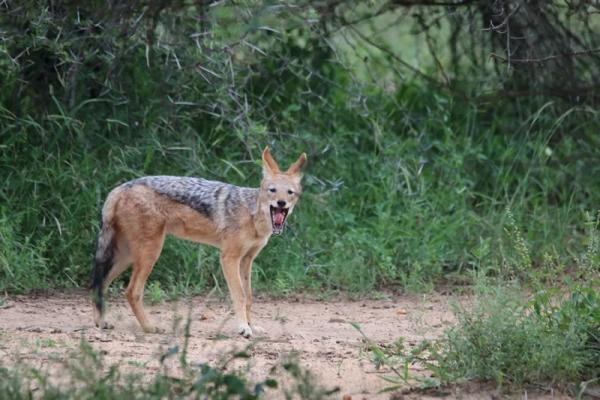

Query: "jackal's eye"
<box><xmin>269</xmin><ymin>187</ymin><xmax>276</xmax><ymax>193</ymax></box>
<box><xmin>287</xmin><ymin>189</ymin><xmax>294</xmax><ymax>195</ymax></box>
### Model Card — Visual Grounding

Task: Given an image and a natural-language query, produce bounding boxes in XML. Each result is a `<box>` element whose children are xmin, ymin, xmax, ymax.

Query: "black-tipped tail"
<box><xmin>91</xmin><ymin>221</ymin><xmax>115</xmax><ymax>315</ymax></box>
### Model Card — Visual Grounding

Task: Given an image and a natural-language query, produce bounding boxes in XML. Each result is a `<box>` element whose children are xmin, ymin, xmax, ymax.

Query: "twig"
<box><xmin>490</xmin><ymin>47</ymin><xmax>600</xmax><ymax>64</ymax></box>
<box><xmin>391</xmin><ymin>0</ymin><xmax>475</xmax><ymax>5</ymax></box>
<box><xmin>419</xmin><ymin>19</ymin><xmax>451</xmax><ymax>87</ymax></box>
<box><xmin>346</xmin><ymin>23</ymin><xmax>445</xmax><ymax>87</ymax></box>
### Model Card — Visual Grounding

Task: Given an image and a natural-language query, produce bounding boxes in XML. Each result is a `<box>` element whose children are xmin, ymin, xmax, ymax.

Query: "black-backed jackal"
<box><xmin>91</xmin><ymin>147</ymin><xmax>307</xmax><ymax>337</ymax></box>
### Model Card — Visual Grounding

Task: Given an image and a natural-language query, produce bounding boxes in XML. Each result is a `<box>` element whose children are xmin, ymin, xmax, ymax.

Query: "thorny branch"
<box><xmin>321</xmin><ymin>0</ymin><xmax>600</xmax><ymax>102</ymax></box>
<box><xmin>491</xmin><ymin>47</ymin><xmax>600</xmax><ymax>64</ymax></box>
<box><xmin>3</xmin><ymin>0</ymin><xmax>600</xmax><ymax>103</ymax></box>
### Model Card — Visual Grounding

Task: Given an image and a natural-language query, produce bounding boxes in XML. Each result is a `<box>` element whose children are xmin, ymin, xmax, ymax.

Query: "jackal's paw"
<box><xmin>143</xmin><ymin>326</ymin><xmax>165</xmax><ymax>334</ymax></box>
<box><xmin>96</xmin><ymin>321</ymin><xmax>114</xmax><ymax>330</ymax></box>
<box><xmin>238</xmin><ymin>324</ymin><xmax>253</xmax><ymax>338</ymax></box>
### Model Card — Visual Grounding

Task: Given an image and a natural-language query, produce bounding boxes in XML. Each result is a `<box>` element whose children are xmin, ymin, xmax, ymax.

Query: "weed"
<box><xmin>2</xmin><ymin>3</ymin><xmax>600</xmax><ymax>297</ymax></box>
<box><xmin>503</xmin><ymin>207</ymin><xmax>532</xmax><ymax>279</ymax></box>
<box><xmin>0</xmin><ymin>210</ymin><xmax>49</xmax><ymax>293</ymax></box>
<box><xmin>580</xmin><ymin>210</ymin><xmax>600</xmax><ymax>275</ymax></box>
<box><xmin>0</xmin><ymin>324</ymin><xmax>336</xmax><ymax>399</ymax></box>
<box><xmin>146</xmin><ymin>281</ymin><xmax>167</xmax><ymax>305</ymax></box>
<box><xmin>354</xmin><ymin>322</ymin><xmax>439</xmax><ymax>392</ymax></box>
<box><xmin>438</xmin><ymin>287</ymin><xmax>588</xmax><ymax>388</ymax></box>
<box><xmin>369</xmin><ymin>282</ymin><xmax>599</xmax><ymax>393</ymax></box>
<box><xmin>35</xmin><ymin>338</ymin><xmax>57</xmax><ymax>348</ymax></box>
<box><xmin>281</xmin><ymin>354</ymin><xmax>340</xmax><ymax>399</ymax></box>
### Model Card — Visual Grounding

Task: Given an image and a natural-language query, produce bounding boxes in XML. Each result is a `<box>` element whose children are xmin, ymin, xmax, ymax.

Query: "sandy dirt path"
<box><xmin>0</xmin><ymin>293</ymin><xmax>571</xmax><ymax>399</ymax></box>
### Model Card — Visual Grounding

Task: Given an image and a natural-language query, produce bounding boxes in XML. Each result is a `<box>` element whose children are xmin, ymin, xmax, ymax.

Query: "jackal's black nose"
<box><xmin>277</xmin><ymin>200</ymin><xmax>287</xmax><ymax>208</ymax></box>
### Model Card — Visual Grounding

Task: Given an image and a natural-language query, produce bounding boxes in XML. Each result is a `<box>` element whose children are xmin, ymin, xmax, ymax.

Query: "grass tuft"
<box><xmin>0</xmin><ymin>332</ymin><xmax>336</xmax><ymax>399</ymax></box>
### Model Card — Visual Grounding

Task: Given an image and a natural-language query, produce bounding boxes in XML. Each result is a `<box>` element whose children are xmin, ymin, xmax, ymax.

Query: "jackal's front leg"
<box><xmin>240</xmin><ymin>246</ymin><xmax>262</xmax><ymax>331</ymax></box>
<box><xmin>220</xmin><ymin>251</ymin><xmax>252</xmax><ymax>338</ymax></box>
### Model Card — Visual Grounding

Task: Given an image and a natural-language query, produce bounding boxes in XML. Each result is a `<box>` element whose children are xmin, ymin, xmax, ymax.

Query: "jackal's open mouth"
<box><xmin>270</xmin><ymin>206</ymin><xmax>289</xmax><ymax>235</ymax></box>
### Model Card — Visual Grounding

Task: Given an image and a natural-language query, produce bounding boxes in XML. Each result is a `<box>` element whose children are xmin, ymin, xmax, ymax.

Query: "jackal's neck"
<box><xmin>240</xmin><ymin>187</ymin><xmax>260</xmax><ymax>215</ymax></box>
<box><xmin>250</xmin><ymin>188</ymin><xmax>273</xmax><ymax>237</ymax></box>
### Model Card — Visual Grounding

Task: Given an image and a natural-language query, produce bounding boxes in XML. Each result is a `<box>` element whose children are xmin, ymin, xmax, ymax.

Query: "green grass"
<box><xmin>438</xmin><ymin>284</ymin><xmax>599</xmax><ymax>389</ymax></box>
<box><xmin>361</xmin><ymin>280</ymin><xmax>600</xmax><ymax>395</ymax></box>
<box><xmin>2</xmin><ymin>87</ymin><xmax>600</xmax><ymax>295</ymax></box>
<box><xmin>2</xmin><ymin>2</ymin><xmax>600</xmax><ymax>297</ymax></box>
<box><xmin>0</xmin><ymin>336</ymin><xmax>337</xmax><ymax>400</ymax></box>
<box><xmin>360</xmin><ymin>211</ymin><xmax>599</xmax><ymax>394</ymax></box>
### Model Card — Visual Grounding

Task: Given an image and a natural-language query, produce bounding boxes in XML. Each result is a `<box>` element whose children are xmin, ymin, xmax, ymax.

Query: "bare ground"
<box><xmin>0</xmin><ymin>292</ymin><xmax>571</xmax><ymax>399</ymax></box>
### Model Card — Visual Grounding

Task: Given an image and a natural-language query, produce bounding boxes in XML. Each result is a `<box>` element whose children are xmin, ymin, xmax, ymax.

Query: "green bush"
<box><xmin>0</xmin><ymin>210</ymin><xmax>49</xmax><ymax>293</ymax></box>
<box><xmin>363</xmin><ymin>282</ymin><xmax>599</xmax><ymax>393</ymax></box>
<box><xmin>2</xmin><ymin>2</ymin><xmax>600</xmax><ymax>295</ymax></box>
<box><xmin>428</xmin><ymin>283</ymin><xmax>600</xmax><ymax>390</ymax></box>
<box><xmin>0</xmin><ymin>338</ymin><xmax>337</xmax><ymax>400</ymax></box>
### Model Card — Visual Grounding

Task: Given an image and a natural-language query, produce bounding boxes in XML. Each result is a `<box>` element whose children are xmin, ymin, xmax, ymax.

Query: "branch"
<box><xmin>390</xmin><ymin>0</ymin><xmax>475</xmax><ymax>6</ymax></box>
<box><xmin>490</xmin><ymin>47</ymin><xmax>600</xmax><ymax>64</ymax></box>
<box><xmin>345</xmin><ymin>23</ymin><xmax>444</xmax><ymax>87</ymax></box>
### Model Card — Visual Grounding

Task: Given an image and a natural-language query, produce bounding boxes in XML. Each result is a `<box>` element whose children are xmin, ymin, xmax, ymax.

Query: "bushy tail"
<box><xmin>91</xmin><ymin>190</ymin><xmax>120</xmax><ymax>315</ymax></box>
<box><xmin>91</xmin><ymin>221</ymin><xmax>116</xmax><ymax>315</ymax></box>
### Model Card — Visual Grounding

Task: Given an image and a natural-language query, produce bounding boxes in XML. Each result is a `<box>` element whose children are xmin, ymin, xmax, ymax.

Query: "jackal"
<box><xmin>91</xmin><ymin>147</ymin><xmax>306</xmax><ymax>337</ymax></box>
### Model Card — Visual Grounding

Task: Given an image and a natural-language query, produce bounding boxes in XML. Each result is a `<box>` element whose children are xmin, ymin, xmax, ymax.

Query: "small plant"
<box><xmin>281</xmin><ymin>354</ymin><xmax>340</xmax><ymax>399</ymax></box>
<box><xmin>146</xmin><ymin>281</ymin><xmax>167</xmax><ymax>305</ymax></box>
<box><xmin>0</xmin><ymin>320</ymin><xmax>336</xmax><ymax>399</ymax></box>
<box><xmin>579</xmin><ymin>210</ymin><xmax>600</xmax><ymax>275</ymax></box>
<box><xmin>532</xmin><ymin>284</ymin><xmax>600</xmax><ymax>376</ymax></box>
<box><xmin>538</xmin><ymin>248</ymin><xmax>564</xmax><ymax>287</ymax></box>
<box><xmin>503</xmin><ymin>207</ymin><xmax>532</xmax><ymax>279</ymax></box>
<box><xmin>35</xmin><ymin>338</ymin><xmax>57</xmax><ymax>348</ymax></box>
<box><xmin>436</xmin><ymin>284</ymin><xmax>597</xmax><ymax>391</ymax></box>
<box><xmin>366</xmin><ymin>282</ymin><xmax>599</xmax><ymax>395</ymax></box>
<box><xmin>353</xmin><ymin>323</ymin><xmax>439</xmax><ymax>392</ymax></box>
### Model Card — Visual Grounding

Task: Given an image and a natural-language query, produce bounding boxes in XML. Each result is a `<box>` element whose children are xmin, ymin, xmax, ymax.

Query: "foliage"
<box><xmin>1</xmin><ymin>1</ymin><xmax>600</xmax><ymax>295</ymax></box>
<box><xmin>0</xmin><ymin>209</ymin><xmax>49</xmax><ymax>292</ymax></box>
<box><xmin>0</xmin><ymin>336</ymin><xmax>335</xmax><ymax>400</ymax></box>
<box><xmin>364</xmin><ymin>281</ymin><xmax>600</xmax><ymax>394</ymax></box>
<box><xmin>354</xmin><ymin>323</ymin><xmax>441</xmax><ymax>392</ymax></box>
<box><xmin>329</xmin><ymin>0</ymin><xmax>600</xmax><ymax>102</ymax></box>
<box><xmin>364</xmin><ymin>215</ymin><xmax>600</xmax><ymax>393</ymax></box>
<box><xmin>439</xmin><ymin>284</ymin><xmax>599</xmax><ymax>388</ymax></box>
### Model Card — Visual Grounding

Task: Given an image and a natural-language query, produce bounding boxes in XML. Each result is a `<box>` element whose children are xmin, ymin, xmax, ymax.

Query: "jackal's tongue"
<box><xmin>274</xmin><ymin>209</ymin><xmax>285</xmax><ymax>225</ymax></box>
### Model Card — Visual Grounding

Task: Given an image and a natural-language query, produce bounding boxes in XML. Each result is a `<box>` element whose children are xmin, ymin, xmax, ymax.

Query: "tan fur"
<box><xmin>93</xmin><ymin>148</ymin><xmax>306</xmax><ymax>337</ymax></box>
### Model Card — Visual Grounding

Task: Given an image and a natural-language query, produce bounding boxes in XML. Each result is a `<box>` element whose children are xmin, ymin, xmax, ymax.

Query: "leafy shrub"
<box><xmin>532</xmin><ymin>285</ymin><xmax>600</xmax><ymax>376</ymax></box>
<box><xmin>365</xmin><ymin>283</ymin><xmax>599</xmax><ymax>393</ymax></box>
<box><xmin>438</xmin><ymin>286</ymin><xmax>597</xmax><ymax>388</ymax></box>
<box><xmin>0</xmin><ymin>338</ymin><xmax>336</xmax><ymax>400</ymax></box>
<box><xmin>2</xmin><ymin>2</ymin><xmax>600</xmax><ymax>295</ymax></box>
<box><xmin>0</xmin><ymin>210</ymin><xmax>49</xmax><ymax>293</ymax></box>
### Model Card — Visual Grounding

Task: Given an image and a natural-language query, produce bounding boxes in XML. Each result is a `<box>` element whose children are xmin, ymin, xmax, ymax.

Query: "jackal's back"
<box><xmin>122</xmin><ymin>176</ymin><xmax>258</xmax><ymax>228</ymax></box>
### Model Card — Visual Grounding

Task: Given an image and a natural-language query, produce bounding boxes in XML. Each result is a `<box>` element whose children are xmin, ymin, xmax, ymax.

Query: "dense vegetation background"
<box><xmin>1</xmin><ymin>0</ymin><xmax>600</xmax><ymax>295</ymax></box>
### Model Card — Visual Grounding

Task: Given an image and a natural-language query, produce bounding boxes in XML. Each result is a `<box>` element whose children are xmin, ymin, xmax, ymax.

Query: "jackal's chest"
<box><xmin>241</xmin><ymin>228</ymin><xmax>271</xmax><ymax>249</ymax></box>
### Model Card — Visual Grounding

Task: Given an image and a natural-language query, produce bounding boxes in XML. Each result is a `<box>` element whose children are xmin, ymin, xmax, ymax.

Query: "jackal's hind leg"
<box><xmin>94</xmin><ymin>255</ymin><xmax>131</xmax><ymax>330</ymax></box>
<box><xmin>93</xmin><ymin>304</ymin><xmax>113</xmax><ymax>330</ymax></box>
<box><xmin>126</xmin><ymin>236</ymin><xmax>165</xmax><ymax>334</ymax></box>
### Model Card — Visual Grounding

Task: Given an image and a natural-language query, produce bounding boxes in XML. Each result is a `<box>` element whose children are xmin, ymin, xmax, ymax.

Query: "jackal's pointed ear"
<box><xmin>286</xmin><ymin>152</ymin><xmax>307</xmax><ymax>177</ymax></box>
<box><xmin>262</xmin><ymin>146</ymin><xmax>281</xmax><ymax>176</ymax></box>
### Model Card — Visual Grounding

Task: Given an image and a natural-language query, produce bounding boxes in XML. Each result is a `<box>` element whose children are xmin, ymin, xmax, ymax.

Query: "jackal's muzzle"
<box><xmin>270</xmin><ymin>205</ymin><xmax>289</xmax><ymax>235</ymax></box>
